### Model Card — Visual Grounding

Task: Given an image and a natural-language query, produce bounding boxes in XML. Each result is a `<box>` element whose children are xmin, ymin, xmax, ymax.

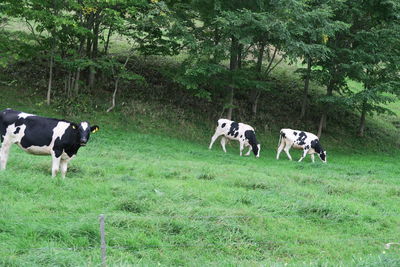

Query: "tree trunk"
<box><xmin>227</xmin><ymin>36</ymin><xmax>239</xmax><ymax>120</ymax></box>
<box><xmin>317</xmin><ymin>113</ymin><xmax>326</xmax><ymax>138</ymax></box>
<box><xmin>252</xmin><ymin>92</ymin><xmax>261</xmax><ymax>115</ymax></box>
<box><xmin>46</xmin><ymin>50</ymin><xmax>54</xmax><ymax>105</ymax></box>
<box><xmin>107</xmin><ymin>56</ymin><xmax>130</xmax><ymax>112</ymax></box>
<box><xmin>89</xmin><ymin>16</ymin><xmax>100</xmax><ymax>90</ymax></box>
<box><xmin>212</xmin><ymin>26</ymin><xmax>220</xmax><ymax>62</ymax></box>
<box><xmin>237</xmin><ymin>43</ymin><xmax>243</xmax><ymax>69</ymax></box>
<box><xmin>251</xmin><ymin>43</ymin><xmax>265</xmax><ymax>116</ymax></box>
<box><xmin>226</xmin><ymin>87</ymin><xmax>234</xmax><ymax>120</ymax></box>
<box><xmin>300</xmin><ymin>57</ymin><xmax>312</xmax><ymax>119</ymax></box>
<box><xmin>104</xmin><ymin>26</ymin><xmax>112</xmax><ymax>55</ymax></box>
<box><xmin>74</xmin><ymin>69</ymin><xmax>81</xmax><ymax>94</ymax></box>
<box><xmin>317</xmin><ymin>81</ymin><xmax>334</xmax><ymax>138</ymax></box>
<box><xmin>358</xmin><ymin>101</ymin><xmax>367</xmax><ymax>137</ymax></box>
<box><xmin>67</xmin><ymin>71</ymin><xmax>72</xmax><ymax>97</ymax></box>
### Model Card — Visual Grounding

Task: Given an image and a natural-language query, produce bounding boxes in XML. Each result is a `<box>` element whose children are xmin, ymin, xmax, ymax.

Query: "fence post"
<box><xmin>99</xmin><ymin>214</ymin><xmax>107</xmax><ymax>267</ymax></box>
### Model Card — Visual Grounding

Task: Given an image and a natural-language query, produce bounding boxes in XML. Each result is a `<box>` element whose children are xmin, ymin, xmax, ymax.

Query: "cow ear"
<box><xmin>91</xmin><ymin>125</ymin><xmax>99</xmax><ymax>133</ymax></box>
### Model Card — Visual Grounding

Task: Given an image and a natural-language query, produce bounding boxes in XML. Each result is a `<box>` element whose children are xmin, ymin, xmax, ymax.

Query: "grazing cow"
<box><xmin>0</xmin><ymin>109</ymin><xmax>99</xmax><ymax>178</ymax></box>
<box><xmin>276</xmin><ymin>128</ymin><xmax>326</xmax><ymax>163</ymax></box>
<box><xmin>209</xmin><ymin>119</ymin><xmax>260</xmax><ymax>157</ymax></box>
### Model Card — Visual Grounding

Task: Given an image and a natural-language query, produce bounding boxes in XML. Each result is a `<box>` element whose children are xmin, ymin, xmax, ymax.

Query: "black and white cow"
<box><xmin>0</xmin><ymin>109</ymin><xmax>99</xmax><ymax>178</ymax></box>
<box><xmin>209</xmin><ymin>119</ymin><xmax>260</xmax><ymax>157</ymax></box>
<box><xmin>276</xmin><ymin>128</ymin><xmax>326</xmax><ymax>163</ymax></box>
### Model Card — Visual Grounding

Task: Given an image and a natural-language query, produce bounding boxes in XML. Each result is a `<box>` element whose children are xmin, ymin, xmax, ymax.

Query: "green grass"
<box><xmin>1</xmin><ymin>88</ymin><xmax>400</xmax><ymax>266</ymax></box>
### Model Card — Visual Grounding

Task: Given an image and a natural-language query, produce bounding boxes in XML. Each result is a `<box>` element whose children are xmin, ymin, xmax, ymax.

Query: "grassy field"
<box><xmin>1</xmin><ymin>86</ymin><xmax>400</xmax><ymax>267</ymax></box>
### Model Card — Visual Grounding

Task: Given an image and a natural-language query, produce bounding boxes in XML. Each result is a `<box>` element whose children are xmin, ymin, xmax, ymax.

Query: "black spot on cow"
<box><xmin>234</xmin><ymin>132</ymin><xmax>239</xmax><ymax>138</ymax></box>
<box><xmin>240</xmin><ymin>135</ymin><xmax>242</xmax><ymax>138</ymax></box>
<box><xmin>311</xmin><ymin>139</ymin><xmax>326</xmax><ymax>161</ymax></box>
<box><xmin>228</xmin><ymin>122</ymin><xmax>239</xmax><ymax>136</ymax></box>
<box><xmin>221</xmin><ymin>123</ymin><xmax>226</xmax><ymax>128</ymax></box>
<box><xmin>304</xmin><ymin>145</ymin><xmax>310</xmax><ymax>150</ymax></box>
<box><xmin>293</xmin><ymin>131</ymin><xmax>298</xmax><ymax>136</ymax></box>
<box><xmin>280</xmin><ymin>132</ymin><xmax>286</xmax><ymax>138</ymax></box>
<box><xmin>244</xmin><ymin>130</ymin><xmax>259</xmax><ymax>156</ymax></box>
<box><xmin>310</xmin><ymin>139</ymin><xmax>322</xmax><ymax>153</ymax></box>
<box><xmin>0</xmin><ymin>127</ymin><xmax>4</xmax><ymax>142</ymax></box>
<box><xmin>19</xmin><ymin>117</ymin><xmax>58</xmax><ymax>149</ymax></box>
<box><xmin>297</xmin><ymin>132</ymin><xmax>307</xmax><ymax>145</ymax></box>
<box><xmin>13</xmin><ymin>127</ymin><xmax>20</xmax><ymax>134</ymax></box>
<box><xmin>319</xmin><ymin>152</ymin><xmax>326</xmax><ymax>161</ymax></box>
<box><xmin>54</xmin><ymin>126</ymin><xmax>81</xmax><ymax>157</ymax></box>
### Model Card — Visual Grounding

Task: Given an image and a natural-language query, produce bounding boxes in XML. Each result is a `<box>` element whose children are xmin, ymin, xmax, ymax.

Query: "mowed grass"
<box><xmin>1</xmin><ymin>122</ymin><xmax>400</xmax><ymax>266</ymax></box>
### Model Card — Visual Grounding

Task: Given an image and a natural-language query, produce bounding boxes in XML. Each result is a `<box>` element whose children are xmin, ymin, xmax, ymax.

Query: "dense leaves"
<box><xmin>0</xmin><ymin>0</ymin><xmax>399</xmax><ymax>136</ymax></box>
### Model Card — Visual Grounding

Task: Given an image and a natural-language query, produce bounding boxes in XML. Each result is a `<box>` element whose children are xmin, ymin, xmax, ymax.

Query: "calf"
<box><xmin>276</xmin><ymin>128</ymin><xmax>327</xmax><ymax>163</ymax></box>
<box><xmin>0</xmin><ymin>109</ymin><xmax>99</xmax><ymax>178</ymax></box>
<box><xmin>209</xmin><ymin>119</ymin><xmax>260</xmax><ymax>157</ymax></box>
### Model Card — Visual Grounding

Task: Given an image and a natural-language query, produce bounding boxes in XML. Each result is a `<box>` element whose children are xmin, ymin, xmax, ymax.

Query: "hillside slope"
<box><xmin>2</xmin><ymin>55</ymin><xmax>400</xmax><ymax>153</ymax></box>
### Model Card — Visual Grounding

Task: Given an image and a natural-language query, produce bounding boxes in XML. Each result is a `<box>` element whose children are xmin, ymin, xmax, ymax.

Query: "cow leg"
<box><xmin>209</xmin><ymin>133</ymin><xmax>221</xmax><ymax>150</ymax></box>
<box><xmin>298</xmin><ymin>149</ymin><xmax>309</xmax><ymax>162</ymax></box>
<box><xmin>220</xmin><ymin>136</ymin><xmax>227</xmax><ymax>153</ymax></box>
<box><xmin>245</xmin><ymin>145</ymin><xmax>252</xmax><ymax>156</ymax></box>
<box><xmin>283</xmin><ymin>144</ymin><xmax>293</xmax><ymax>161</ymax></box>
<box><xmin>0</xmin><ymin>137</ymin><xmax>12</xmax><ymax>170</ymax></box>
<box><xmin>276</xmin><ymin>139</ymin><xmax>285</xmax><ymax>160</ymax></box>
<box><xmin>239</xmin><ymin>141</ymin><xmax>244</xmax><ymax>156</ymax></box>
<box><xmin>60</xmin><ymin>159</ymin><xmax>69</xmax><ymax>179</ymax></box>
<box><xmin>310</xmin><ymin>153</ymin><xmax>315</xmax><ymax>163</ymax></box>
<box><xmin>51</xmin><ymin>152</ymin><xmax>61</xmax><ymax>177</ymax></box>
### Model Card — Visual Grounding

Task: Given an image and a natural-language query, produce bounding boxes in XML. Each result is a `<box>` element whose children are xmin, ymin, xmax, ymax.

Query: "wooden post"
<box><xmin>99</xmin><ymin>214</ymin><xmax>107</xmax><ymax>267</ymax></box>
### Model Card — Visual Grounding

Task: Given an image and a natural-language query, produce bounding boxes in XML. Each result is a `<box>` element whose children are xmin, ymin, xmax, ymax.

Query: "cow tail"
<box><xmin>278</xmin><ymin>132</ymin><xmax>282</xmax><ymax>148</ymax></box>
<box><xmin>0</xmin><ymin>111</ymin><xmax>3</xmax><ymax>142</ymax></box>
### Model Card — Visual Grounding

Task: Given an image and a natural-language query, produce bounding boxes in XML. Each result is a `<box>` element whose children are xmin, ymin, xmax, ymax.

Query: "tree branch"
<box><xmin>107</xmin><ymin>55</ymin><xmax>131</xmax><ymax>112</ymax></box>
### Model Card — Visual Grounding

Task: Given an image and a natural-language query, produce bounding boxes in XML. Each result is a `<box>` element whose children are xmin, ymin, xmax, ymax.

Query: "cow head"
<box><xmin>73</xmin><ymin>122</ymin><xmax>99</xmax><ymax>146</ymax></box>
<box><xmin>245</xmin><ymin>130</ymin><xmax>260</xmax><ymax>158</ymax></box>
<box><xmin>311</xmin><ymin>139</ymin><xmax>326</xmax><ymax>163</ymax></box>
<box><xmin>319</xmin><ymin>150</ymin><xmax>327</xmax><ymax>163</ymax></box>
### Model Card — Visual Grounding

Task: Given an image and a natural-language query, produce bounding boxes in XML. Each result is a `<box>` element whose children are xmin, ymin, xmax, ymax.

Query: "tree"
<box><xmin>287</xmin><ymin>0</ymin><xmax>347</xmax><ymax>120</ymax></box>
<box><xmin>311</xmin><ymin>0</ymin><xmax>353</xmax><ymax>137</ymax></box>
<box><xmin>350</xmin><ymin>20</ymin><xmax>400</xmax><ymax>136</ymax></box>
<box><xmin>168</xmin><ymin>0</ymin><xmax>301</xmax><ymax>119</ymax></box>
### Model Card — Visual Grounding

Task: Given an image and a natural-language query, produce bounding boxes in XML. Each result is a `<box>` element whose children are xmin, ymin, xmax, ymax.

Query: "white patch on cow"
<box><xmin>81</xmin><ymin>122</ymin><xmax>88</xmax><ymax>131</ymax></box>
<box><xmin>209</xmin><ymin>119</ymin><xmax>260</xmax><ymax>157</ymax></box>
<box><xmin>53</xmin><ymin>121</ymin><xmax>70</xmax><ymax>141</ymax></box>
<box><xmin>1</xmin><ymin>123</ymin><xmax>26</xmax><ymax>169</ymax></box>
<box><xmin>18</xmin><ymin>112</ymin><xmax>34</xmax><ymax>119</ymax></box>
<box><xmin>23</xmin><ymin>145</ymin><xmax>52</xmax><ymax>155</ymax></box>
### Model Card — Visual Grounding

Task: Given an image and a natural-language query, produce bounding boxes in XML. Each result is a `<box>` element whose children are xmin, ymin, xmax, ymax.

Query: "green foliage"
<box><xmin>1</xmin><ymin>0</ymin><xmax>398</xmax><ymax>136</ymax></box>
<box><xmin>52</xmin><ymin>93</ymin><xmax>95</xmax><ymax>116</ymax></box>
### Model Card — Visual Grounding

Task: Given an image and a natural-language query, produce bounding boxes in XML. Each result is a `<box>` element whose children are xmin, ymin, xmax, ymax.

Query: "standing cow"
<box><xmin>0</xmin><ymin>109</ymin><xmax>99</xmax><ymax>178</ymax></box>
<box><xmin>209</xmin><ymin>119</ymin><xmax>260</xmax><ymax>157</ymax></box>
<box><xmin>276</xmin><ymin>128</ymin><xmax>327</xmax><ymax>163</ymax></box>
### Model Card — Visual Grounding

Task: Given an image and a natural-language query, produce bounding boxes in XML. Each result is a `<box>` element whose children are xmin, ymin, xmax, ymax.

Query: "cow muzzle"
<box><xmin>80</xmin><ymin>139</ymin><xmax>87</xmax><ymax>146</ymax></box>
